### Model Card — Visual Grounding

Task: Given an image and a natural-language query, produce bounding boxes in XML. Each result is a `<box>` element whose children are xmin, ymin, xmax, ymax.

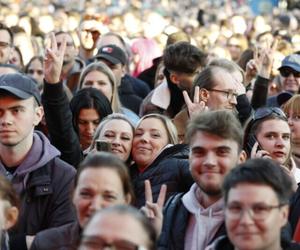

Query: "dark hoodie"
<box><xmin>0</xmin><ymin>131</ymin><xmax>76</xmax><ymax>236</ymax></box>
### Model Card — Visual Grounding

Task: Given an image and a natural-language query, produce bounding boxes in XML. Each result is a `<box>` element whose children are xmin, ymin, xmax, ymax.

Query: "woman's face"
<box><xmin>132</xmin><ymin>117</ymin><xmax>169</xmax><ymax>169</ymax></box>
<box><xmin>73</xmin><ymin>167</ymin><xmax>129</xmax><ymax>228</ymax></box>
<box><xmin>78</xmin><ymin>108</ymin><xmax>100</xmax><ymax>150</ymax></box>
<box><xmin>82</xmin><ymin>70</ymin><xmax>113</xmax><ymax>102</ymax></box>
<box><xmin>256</xmin><ymin>119</ymin><xmax>291</xmax><ymax>164</ymax></box>
<box><xmin>27</xmin><ymin>59</ymin><xmax>44</xmax><ymax>86</ymax></box>
<box><xmin>286</xmin><ymin>109</ymin><xmax>300</xmax><ymax>145</ymax></box>
<box><xmin>98</xmin><ymin>119</ymin><xmax>133</xmax><ymax>162</ymax></box>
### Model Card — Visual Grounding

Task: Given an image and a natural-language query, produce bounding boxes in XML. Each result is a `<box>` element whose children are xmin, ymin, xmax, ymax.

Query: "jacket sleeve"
<box><xmin>46</xmin><ymin>159</ymin><xmax>77</xmax><ymax>228</ymax></box>
<box><xmin>251</xmin><ymin>75</ymin><xmax>269</xmax><ymax>110</ymax></box>
<box><xmin>236</xmin><ymin>94</ymin><xmax>252</xmax><ymax>126</ymax></box>
<box><xmin>42</xmin><ymin>81</ymin><xmax>83</xmax><ymax>167</ymax></box>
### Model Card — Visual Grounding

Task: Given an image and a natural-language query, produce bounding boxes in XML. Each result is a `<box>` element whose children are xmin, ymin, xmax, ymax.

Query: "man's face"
<box><xmin>0</xmin><ymin>95</ymin><xmax>43</xmax><ymax>148</ymax></box>
<box><xmin>55</xmin><ymin>33</ymin><xmax>77</xmax><ymax>65</ymax></box>
<box><xmin>170</xmin><ymin>69</ymin><xmax>201</xmax><ymax>92</ymax></box>
<box><xmin>204</xmin><ymin>69</ymin><xmax>238</xmax><ymax>110</ymax></box>
<box><xmin>0</xmin><ymin>29</ymin><xmax>12</xmax><ymax>64</ymax></box>
<box><xmin>189</xmin><ymin>131</ymin><xmax>243</xmax><ymax>197</ymax></box>
<box><xmin>280</xmin><ymin>67</ymin><xmax>300</xmax><ymax>93</ymax></box>
<box><xmin>225</xmin><ymin>183</ymin><xmax>288</xmax><ymax>250</ymax></box>
<box><xmin>99</xmin><ymin>59</ymin><xmax>125</xmax><ymax>87</ymax></box>
<box><xmin>80</xmin><ymin>212</ymin><xmax>150</xmax><ymax>250</ymax></box>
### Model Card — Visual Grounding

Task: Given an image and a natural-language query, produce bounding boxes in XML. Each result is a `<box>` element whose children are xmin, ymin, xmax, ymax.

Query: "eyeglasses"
<box><xmin>207</xmin><ymin>89</ymin><xmax>238</xmax><ymax>100</ymax></box>
<box><xmin>80</xmin><ymin>236</ymin><xmax>147</xmax><ymax>250</ymax></box>
<box><xmin>253</xmin><ymin>107</ymin><xmax>287</xmax><ymax>122</ymax></box>
<box><xmin>226</xmin><ymin>203</ymin><xmax>285</xmax><ymax>221</ymax></box>
<box><xmin>0</xmin><ymin>41</ymin><xmax>11</xmax><ymax>49</ymax></box>
<box><xmin>280</xmin><ymin>68</ymin><xmax>300</xmax><ymax>78</ymax></box>
<box><xmin>28</xmin><ymin>69</ymin><xmax>43</xmax><ymax>75</ymax></box>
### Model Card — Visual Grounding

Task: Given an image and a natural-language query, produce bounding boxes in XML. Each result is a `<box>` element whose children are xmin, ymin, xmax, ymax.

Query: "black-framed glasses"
<box><xmin>207</xmin><ymin>89</ymin><xmax>238</xmax><ymax>100</ymax></box>
<box><xmin>280</xmin><ymin>68</ymin><xmax>300</xmax><ymax>78</ymax></box>
<box><xmin>80</xmin><ymin>236</ymin><xmax>147</xmax><ymax>250</ymax></box>
<box><xmin>253</xmin><ymin>107</ymin><xmax>287</xmax><ymax>122</ymax></box>
<box><xmin>226</xmin><ymin>203</ymin><xmax>285</xmax><ymax>221</ymax></box>
<box><xmin>0</xmin><ymin>41</ymin><xmax>11</xmax><ymax>49</ymax></box>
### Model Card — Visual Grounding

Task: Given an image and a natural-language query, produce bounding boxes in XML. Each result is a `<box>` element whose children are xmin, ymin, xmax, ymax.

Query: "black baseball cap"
<box><xmin>0</xmin><ymin>73</ymin><xmax>41</xmax><ymax>105</ymax></box>
<box><xmin>94</xmin><ymin>44</ymin><xmax>127</xmax><ymax>65</ymax></box>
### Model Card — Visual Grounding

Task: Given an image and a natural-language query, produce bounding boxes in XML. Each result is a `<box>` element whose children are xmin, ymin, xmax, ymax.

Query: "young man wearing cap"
<box><xmin>95</xmin><ymin>44</ymin><xmax>144</xmax><ymax>114</ymax></box>
<box><xmin>267</xmin><ymin>54</ymin><xmax>300</xmax><ymax>107</ymax></box>
<box><xmin>0</xmin><ymin>73</ymin><xmax>76</xmax><ymax>248</ymax></box>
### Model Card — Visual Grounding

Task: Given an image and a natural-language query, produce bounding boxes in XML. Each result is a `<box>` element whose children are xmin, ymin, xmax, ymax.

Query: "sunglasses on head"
<box><xmin>253</xmin><ymin>107</ymin><xmax>287</xmax><ymax>122</ymax></box>
<box><xmin>280</xmin><ymin>68</ymin><xmax>300</xmax><ymax>78</ymax></box>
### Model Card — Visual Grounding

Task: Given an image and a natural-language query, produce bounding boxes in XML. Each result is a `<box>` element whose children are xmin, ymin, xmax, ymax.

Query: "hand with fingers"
<box><xmin>140</xmin><ymin>180</ymin><xmax>167</xmax><ymax>237</ymax></box>
<box><xmin>250</xmin><ymin>141</ymin><xmax>272</xmax><ymax>160</ymax></box>
<box><xmin>183</xmin><ymin>86</ymin><xmax>208</xmax><ymax>119</ymax></box>
<box><xmin>245</xmin><ymin>58</ymin><xmax>258</xmax><ymax>84</ymax></box>
<box><xmin>256</xmin><ymin>38</ymin><xmax>279</xmax><ymax>79</ymax></box>
<box><xmin>44</xmin><ymin>32</ymin><xmax>66</xmax><ymax>84</ymax></box>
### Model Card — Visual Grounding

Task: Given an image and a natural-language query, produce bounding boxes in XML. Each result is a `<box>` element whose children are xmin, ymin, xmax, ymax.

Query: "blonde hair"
<box><xmin>79</xmin><ymin>62</ymin><xmax>121</xmax><ymax>112</ymax></box>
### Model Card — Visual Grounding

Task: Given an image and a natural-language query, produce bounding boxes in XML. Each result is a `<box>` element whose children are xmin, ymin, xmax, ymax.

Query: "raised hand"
<box><xmin>141</xmin><ymin>180</ymin><xmax>167</xmax><ymax>237</ymax></box>
<box><xmin>183</xmin><ymin>86</ymin><xmax>208</xmax><ymax>119</ymax></box>
<box><xmin>44</xmin><ymin>32</ymin><xmax>66</xmax><ymax>83</ymax></box>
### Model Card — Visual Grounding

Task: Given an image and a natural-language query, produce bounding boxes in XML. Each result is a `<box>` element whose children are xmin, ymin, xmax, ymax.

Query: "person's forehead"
<box><xmin>227</xmin><ymin>183</ymin><xmax>278</xmax><ymax>203</ymax></box>
<box><xmin>55</xmin><ymin>33</ymin><xmax>73</xmax><ymax>43</ymax></box>
<box><xmin>0</xmin><ymin>29</ymin><xmax>11</xmax><ymax>42</ymax></box>
<box><xmin>212</xmin><ymin>68</ymin><xmax>236</xmax><ymax>88</ymax></box>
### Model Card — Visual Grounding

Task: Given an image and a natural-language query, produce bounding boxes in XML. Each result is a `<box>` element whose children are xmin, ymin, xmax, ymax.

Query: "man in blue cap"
<box><xmin>0</xmin><ymin>73</ymin><xmax>76</xmax><ymax>248</ymax></box>
<box><xmin>267</xmin><ymin>54</ymin><xmax>300</xmax><ymax>107</ymax></box>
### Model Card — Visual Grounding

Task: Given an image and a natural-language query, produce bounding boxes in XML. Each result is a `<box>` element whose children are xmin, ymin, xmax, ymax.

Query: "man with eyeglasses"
<box><xmin>207</xmin><ymin>158</ymin><xmax>300</xmax><ymax>250</ymax></box>
<box><xmin>159</xmin><ymin>110</ymin><xmax>247</xmax><ymax>250</ymax></box>
<box><xmin>0</xmin><ymin>23</ymin><xmax>13</xmax><ymax>65</ymax></box>
<box><xmin>267</xmin><ymin>54</ymin><xmax>300</xmax><ymax>107</ymax></box>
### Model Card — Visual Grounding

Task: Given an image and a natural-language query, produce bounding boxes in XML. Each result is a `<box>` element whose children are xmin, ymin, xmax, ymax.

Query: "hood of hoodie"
<box><xmin>182</xmin><ymin>183</ymin><xmax>224</xmax><ymax>250</ymax></box>
<box><xmin>0</xmin><ymin>131</ymin><xmax>60</xmax><ymax>190</ymax></box>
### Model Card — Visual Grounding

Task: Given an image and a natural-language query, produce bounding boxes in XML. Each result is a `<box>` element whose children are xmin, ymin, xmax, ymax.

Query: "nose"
<box><xmin>239</xmin><ymin>208</ymin><xmax>255</xmax><ymax>224</ymax></box>
<box><xmin>90</xmin><ymin>195</ymin><xmax>104</xmax><ymax>212</ymax></box>
<box><xmin>112</xmin><ymin>136</ymin><xmax>121</xmax><ymax>146</ymax></box>
<box><xmin>229</xmin><ymin>95</ymin><xmax>238</xmax><ymax>105</ymax></box>
<box><xmin>86</xmin><ymin>122</ymin><xmax>96</xmax><ymax>135</ymax></box>
<box><xmin>0</xmin><ymin>111</ymin><xmax>13</xmax><ymax>126</ymax></box>
<box><xmin>139</xmin><ymin>133</ymin><xmax>149</xmax><ymax>143</ymax></box>
<box><xmin>203</xmin><ymin>151</ymin><xmax>217</xmax><ymax>167</ymax></box>
<box><xmin>275</xmin><ymin>137</ymin><xmax>285</xmax><ymax>148</ymax></box>
<box><xmin>288</xmin><ymin>117</ymin><xmax>294</xmax><ymax>126</ymax></box>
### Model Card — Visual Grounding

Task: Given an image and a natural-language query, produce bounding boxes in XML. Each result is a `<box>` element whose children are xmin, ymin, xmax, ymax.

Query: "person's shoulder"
<box><xmin>32</xmin><ymin>222</ymin><xmax>79</xmax><ymax>250</ymax></box>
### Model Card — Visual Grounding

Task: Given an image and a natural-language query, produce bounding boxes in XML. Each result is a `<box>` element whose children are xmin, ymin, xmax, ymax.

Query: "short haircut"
<box><xmin>137</xmin><ymin>113</ymin><xmax>178</xmax><ymax>145</ymax></box>
<box><xmin>186</xmin><ymin>110</ymin><xmax>243</xmax><ymax>151</ymax></box>
<box><xmin>0</xmin><ymin>23</ymin><xmax>14</xmax><ymax>45</ymax></box>
<box><xmin>85</xmin><ymin>205</ymin><xmax>157</xmax><ymax>250</ymax></box>
<box><xmin>76</xmin><ymin>152</ymin><xmax>134</xmax><ymax>203</ymax></box>
<box><xmin>163</xmin><ymin>41</ymin><xmax>207</xmax><ymax>74</ymax></box>
<box><xmin>223</xmin><ymin>158</ymin><xmax>293</xmax><ymax>204</ymax></box>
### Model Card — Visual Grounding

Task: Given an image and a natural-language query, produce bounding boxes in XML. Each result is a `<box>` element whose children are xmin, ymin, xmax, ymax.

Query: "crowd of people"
<box><xmin>1</xmin><ymin>0</ymin><xmax>300</xmax><ymax>250</ymax></box>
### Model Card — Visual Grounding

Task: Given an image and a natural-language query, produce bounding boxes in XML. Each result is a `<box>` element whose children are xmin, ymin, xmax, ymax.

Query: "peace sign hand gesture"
<box><xmin>141</xmin><ymin>180</ymin><xmax>167</xmax><ymax>237</ymax></box>
<box><xmin>183</xmin><ymin>86</ymin><xmax>208</xmax><ymax>119</ymax></box>
<box><xmin>44</xmin><ymin>32</ymin><xmax>66</xmax><ymax>84</ymax></box>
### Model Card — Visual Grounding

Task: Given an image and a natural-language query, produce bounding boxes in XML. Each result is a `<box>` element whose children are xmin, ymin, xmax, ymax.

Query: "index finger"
<box><xmin>58</xmin><ymin>34</ymin><xmax>67</xmax><ymax>56</ymax></box>
<box><xmin>271</xmin><ymin>37</ymin><xmax>279</xmax><ymax>52</ymax></box>
<box><xmin>183</xmin><ymin>90</ymin><xmax>193</xmax><ymax>107</ymax></box>
<box><xmin>144</xmin><ymin>180</ymin><xmax>153</xmax><ymax>203</ymax></box>
<box><xmin>49</xmin><ymin>32</ymin><xmax>58</xmax><ymax>51</ymax></box>
<box><xmin>156</xmin><ymin>184</ymin><xmax>167</xmax><ymax>209</ymax></box>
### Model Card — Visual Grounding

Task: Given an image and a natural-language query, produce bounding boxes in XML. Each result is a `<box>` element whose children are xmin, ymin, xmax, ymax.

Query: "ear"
<box><xmin>33</xmin><ymin>106</ymin><xmax>44</xmax><ymax>126</ymax></box>
<box><xmin>121</xmin><ymin>65</ymin><xmax>126</xmax><ymax>77</ymax></box>
<box><xmin>199</xmin><ymin>88</ymin><xmax>209</xmax><ymax>103</ymax></box>
<box><xmin>238</xmin><ymin>150</ymin><xmax>247</xmax><ymax>164</ymax></box>
<box><xmin>4</xmin><ymin>206</ymin><xmax>18</xmax><ymax>230</ymax></box>
<box><xmin>125</xmin><ymin>193</ymin><xmax>132</xmax><ymax>205</ymax></box>
<box><xmin>170</xmin><ymin>72</ymin><xmax>180</xmax><ymax>86</ymax></box>
<box><xmin>279</xmin><ymin>204</ymin><xmax>289</xmax><ymax>228</ymax></box>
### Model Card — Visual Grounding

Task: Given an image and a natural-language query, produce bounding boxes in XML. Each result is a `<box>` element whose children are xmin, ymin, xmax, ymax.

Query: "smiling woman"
<box><xmin>130</xmin><ymin>114</ymin><xmax>193</xmax><ymax>208</ymax></box>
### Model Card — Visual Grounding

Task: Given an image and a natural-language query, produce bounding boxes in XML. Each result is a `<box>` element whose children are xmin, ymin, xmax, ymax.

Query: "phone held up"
<box><xmin>96</xmin><ymin>140</ymin><xmax>112</xmax><ymax>152</ymax></box>
<box><xmin>245</xmin><ymin>134</ymin><xmax>262</xmax><ymax>157</ymax></box>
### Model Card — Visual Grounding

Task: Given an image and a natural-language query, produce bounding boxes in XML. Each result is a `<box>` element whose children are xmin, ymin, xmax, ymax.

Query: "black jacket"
<box><xmin>158</xmin><ymin>193</ymin><xmax>226</xmax><ymax>250</ymax></box>
<box><xmin>130</xmin><ymin>144</ymin><xmax>193</xmax><ymax>208</ymax></box>
<box><xmin>30</xmin><ymin>222</ymin><xmax>80</xmax><ymax>250</ymax></box>
<box><xmin>42</xmin><ymin>81</ymin><xmax>83</xmax><ymax>167</ymax></box>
